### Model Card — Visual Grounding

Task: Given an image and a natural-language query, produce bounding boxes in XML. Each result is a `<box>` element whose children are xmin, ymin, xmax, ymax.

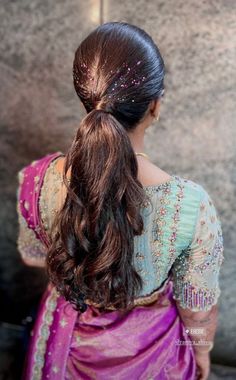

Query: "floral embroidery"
<box><xmin>193</xmin><ymin>234</ymin><xmax>224</xmax><ymax>273</ymax></box>
<box><xmin>171</xmin><ymin>187</ymin><xmax>224</xmax><ymax>311</ymax></box>
<box><xmin>168</xmin><ymin>182</ymin><xmax>185</xmax><ymax>263</ymax></box>
<box><xmin>147</xmin><ymin>176</ymin><xmax>185</xmax><ymax>282</ymax></box>
<box><xmin>16</xmin><ymin>187</ymin><xmax>47</xmax><ymax>262</ymax></box>
<box><xmin>133</xmin><ymin>178</ymin><xmax>175</xmax><ymax>289</ymax></box>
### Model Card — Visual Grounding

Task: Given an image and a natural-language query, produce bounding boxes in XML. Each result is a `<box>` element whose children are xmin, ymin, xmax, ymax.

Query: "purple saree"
<box><xmin>18</xmin><ymin>152</ymin><xmax>197</xmax><ymax>380</ymax></box>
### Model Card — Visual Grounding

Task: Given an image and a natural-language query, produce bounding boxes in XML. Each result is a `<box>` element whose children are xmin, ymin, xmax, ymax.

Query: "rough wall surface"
<box><xmin>0</xmin><ymin>0</ymin><xmax>235</xmax><ymax>376</ymax></box>
<box><xmin>105</xmin><ymin>0</ymin><xmax>236</xmax><ymax>365</ymax></box>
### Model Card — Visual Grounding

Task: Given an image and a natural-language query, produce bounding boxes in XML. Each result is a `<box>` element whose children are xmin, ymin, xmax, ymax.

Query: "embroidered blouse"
<box><xmin>16</xmin><ymin>153</ymin><xmax>224</xmax><ymax>312</ymax></box>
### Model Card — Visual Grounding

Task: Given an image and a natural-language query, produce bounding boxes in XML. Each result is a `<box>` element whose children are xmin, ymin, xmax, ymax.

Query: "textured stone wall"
<box><xmin>0</xmin><ymin>0</ymin><xmax>235</xmax><ymax>375</ymax></box>
<box><xmin>105</xmin><ymin>0</ymin><xmax>236</xmax><ymax>366</ymax></box>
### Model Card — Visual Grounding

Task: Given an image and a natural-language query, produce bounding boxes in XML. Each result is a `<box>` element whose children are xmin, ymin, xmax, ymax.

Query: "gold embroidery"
<box><xmin>16</xmin><ymin>195</ymin><xmax>47</xmax><ymax>262</ymax></box>
<box><xmin>31</xmin><ymin>287</ymin><xmax>59</xmax><ymax>380</ymax></box>
<box><xmin>16</xmin><ymin>155</ymin><xmax>65</xmax><ymax>264</ymax></box>
<box><xmin>39</xmin><ymin>157</ymin><xmax>64</xmax><ymax>234</ymax></box>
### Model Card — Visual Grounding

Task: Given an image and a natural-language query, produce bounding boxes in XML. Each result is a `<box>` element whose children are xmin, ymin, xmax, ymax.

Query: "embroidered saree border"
<box><xmin>30</xmin><ymin>287</ymin><xmax>59</xmax><ymax>380</ymax></box>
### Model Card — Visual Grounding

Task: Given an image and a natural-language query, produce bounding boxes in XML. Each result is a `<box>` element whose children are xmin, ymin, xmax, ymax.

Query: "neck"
<box><xmin>127</xmin><ymin>128</ymin><xmax>145</xmax><ymax>153</ymax></box>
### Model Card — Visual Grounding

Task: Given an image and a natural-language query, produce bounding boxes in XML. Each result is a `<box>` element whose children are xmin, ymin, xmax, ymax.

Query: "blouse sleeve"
<box><xmin>16</xmin><ymin>168</ymin><xmax>48</xmax><ymax>264</ymax></box>
<box><xmin>171</xmin><ymin>186</ymin><xmax>224</xmax><ymax>312</ymax></box>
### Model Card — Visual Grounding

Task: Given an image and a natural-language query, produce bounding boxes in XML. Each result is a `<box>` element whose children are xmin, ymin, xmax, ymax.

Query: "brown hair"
<box><xmin>47</xmin><ymin>21</ymin><xmax>165</xmax><ymax>313</ymax></box>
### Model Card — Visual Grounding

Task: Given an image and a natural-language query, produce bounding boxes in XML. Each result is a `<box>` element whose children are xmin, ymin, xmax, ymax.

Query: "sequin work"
<box><xmin>16</xmin><ymin>154</ymin><xmax>224</xmax><ymax>312</ymax></box>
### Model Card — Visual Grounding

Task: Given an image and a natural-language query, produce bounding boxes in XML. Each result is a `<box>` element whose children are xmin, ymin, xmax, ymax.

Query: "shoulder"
<box><xmin>16</xmin><ymin>152</ymin><xmax>64</xmax><ymax>246</ymax></box>
<box><xmin>17</xmin><ymin>151</ymin><xmax>64</xmax><ymax>187</ymax></box>
<box><xmin>174</xmin><ymin>175</ymin><xmax>212</xmax><ymax>204</ymax></box>
<box><xmin>171</xmin><ymin>175</ymin><xmax>219</xmax><ymax>245</ymax></box>
<box><xmin>16</xmin><ymin>151</ymin><xmax>64</xmax><ymax>220</ymax></box>
<box><xmin>178</xmin><ymin>175</ymin><xmax>220</xmax><ymax>218</ymax></box>
<box><xmin>17</xmin><ymin>151</ymin><xmax>63</xmax><ymax>175</ymax></box>
<box><xmin>175</xmin><ymin>174</ymin><xmax>220</xmax><ymax>221</ymax></box>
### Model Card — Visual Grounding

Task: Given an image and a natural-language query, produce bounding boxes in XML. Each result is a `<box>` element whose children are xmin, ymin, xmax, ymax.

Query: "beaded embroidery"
<box><xmin>171</xmin><ymin>188</ymin><xmax>224</xmax><ymax>311</ymax></box>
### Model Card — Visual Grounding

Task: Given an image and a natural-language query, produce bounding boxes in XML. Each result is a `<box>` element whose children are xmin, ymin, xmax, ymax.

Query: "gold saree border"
<box><xmin>31</xmin><ymin>287</ymin><xmax>59</xmax><ymax>380</ymax></box>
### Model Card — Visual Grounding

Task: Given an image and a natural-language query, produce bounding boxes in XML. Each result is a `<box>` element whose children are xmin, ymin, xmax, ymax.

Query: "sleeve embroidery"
<box><xmin>39</xmin><ymin>157</ymin><xmax>64</xmax><ymax>236</ymax></box>
<box><xmin>171</xmin><ymin>187</ymin><xmax>224</xmax><ymax>311</ymax></box>
<box><xmin>16</xmin><ymin>168</ymin><xmax>47</xmax><ymax>263</ymax></box>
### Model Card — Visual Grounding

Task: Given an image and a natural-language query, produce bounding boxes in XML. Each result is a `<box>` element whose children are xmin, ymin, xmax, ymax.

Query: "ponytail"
<box><xmin>47</xmin><ymin>109</ymin><xmax>149</xmax><ymax>313</ymax></box>
<box><xmin>47</xmin><ymin>21</ymin><xmax>165</xmax><ymax>313</ymax></box>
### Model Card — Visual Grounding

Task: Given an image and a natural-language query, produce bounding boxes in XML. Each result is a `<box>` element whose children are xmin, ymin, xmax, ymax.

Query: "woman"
<box><xmin>16</xmin><ymin>22</ymin><xmax>224</xmax><ymax>380</ymax></box>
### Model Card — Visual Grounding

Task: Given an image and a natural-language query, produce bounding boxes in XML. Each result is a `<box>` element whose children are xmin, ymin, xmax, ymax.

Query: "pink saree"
<box><xmin>19</xmin><ymin>152</ymin><xmax>197</xmax><ymax>380</ymax></box>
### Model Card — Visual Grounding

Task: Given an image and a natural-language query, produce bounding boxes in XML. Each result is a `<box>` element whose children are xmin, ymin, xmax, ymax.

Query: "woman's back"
<box><xmin>36</xmin><ymin>153</ymin><xmax>223</xmax><ymax>310</ymax></box>
<box><xmin>17</xmin><ymin>151</ymin><xmax>224</xmax><ymax>379</ymax></box>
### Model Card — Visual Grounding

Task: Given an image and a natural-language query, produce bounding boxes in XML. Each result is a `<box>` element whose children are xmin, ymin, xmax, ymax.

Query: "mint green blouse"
<box><xmin>133</xmin><ymin>174</ymin><xmax>224</xmax><ymax>311</ymax></box>
<box><xmin>17</xmin><ymin>157</ymin><xmax>224</xmax><ymax>312</ymax></box>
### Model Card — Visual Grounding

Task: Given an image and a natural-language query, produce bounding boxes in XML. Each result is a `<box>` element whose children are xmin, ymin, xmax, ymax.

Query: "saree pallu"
<box><xmin>22</xmin><ymin>278</ymin><xmax>196</xmax><ymax>380</ymax></box>
<box><xmin>19</xmin><ymin>152</ymin><xmax>197</xmax><ymax>380</ymax></box>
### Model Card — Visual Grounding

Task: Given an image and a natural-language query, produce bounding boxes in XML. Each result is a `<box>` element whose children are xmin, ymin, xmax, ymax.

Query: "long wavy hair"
<box><xmin>46</xmin><ymin>21</ymin><xmax>165</xmax><ymax>313</ymax></box>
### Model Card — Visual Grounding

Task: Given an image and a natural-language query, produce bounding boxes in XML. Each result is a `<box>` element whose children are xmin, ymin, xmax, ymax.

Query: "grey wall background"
<box><xmin>0</xmin><ymin>0</ymin><xmax>235</xmax><ymax>378</ymax></box>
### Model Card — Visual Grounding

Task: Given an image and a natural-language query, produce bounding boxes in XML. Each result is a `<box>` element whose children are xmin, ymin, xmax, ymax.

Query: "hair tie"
<box><xmin>92</xmin><ymin>107</ymin><xmax>111</xmax><ymax>116</ymax></box>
